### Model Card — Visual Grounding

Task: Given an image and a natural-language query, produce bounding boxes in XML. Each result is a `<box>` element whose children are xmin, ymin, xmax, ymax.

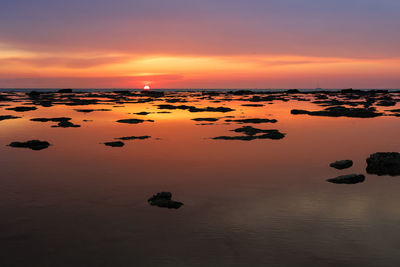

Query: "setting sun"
<box><xmin>144</xmin><ymin>85</ymin><xmax>150</xmax><ymax>90</ymax></box>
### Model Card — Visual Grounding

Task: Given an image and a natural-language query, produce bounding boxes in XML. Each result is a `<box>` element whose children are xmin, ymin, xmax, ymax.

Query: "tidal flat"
<box><xmin>0</xmin><ymin>89</ymin><xmax>400</xmax><ymax>266</ymax></box>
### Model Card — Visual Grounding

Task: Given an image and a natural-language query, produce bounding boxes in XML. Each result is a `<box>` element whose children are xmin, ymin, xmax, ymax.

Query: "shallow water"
<box><xmin>0</xmin><ymin>91</ymin><xmax>400</xmax><ymax>266</ymax></box>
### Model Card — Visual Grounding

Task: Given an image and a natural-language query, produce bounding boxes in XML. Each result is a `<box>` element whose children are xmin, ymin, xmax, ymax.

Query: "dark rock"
<box><xmin>6</xmin><ymin>106</ymin><xmax>37</xmax><ymax>112</ymax></box>
<box><xmin>8</xmin><ymin>140</ymin><xmax>50</xmax><ymax>150</ymax></box>
<box><xmin>376</xmin><ymin>99</ymin><xmax>396</xmax><ymax>106</ymax></box>
<box><xmin>52</xmin><ymin>121</ymin><xmax>80</xmax><ymax>128</ymax></box>
<box><xmin>116</xmin><ymin>136</ymin><xmax>151</xmax><ymax>140</ymax></box>
<box><xmin>225</xmin><ymin>118</ymin><xmax>277</xmax><ymax>124</ymax></box>
<box><xmin>31</xmin><ymin>117</ymin><xmax>71</xmax><ymax>122</ymax></box>
<box><xmin>241</xmin><ymin>104</ymin><xmax>264</xmax><ymax>107</ymax></box>
<box><xmin>291</xmin><ymin>106</ymin><xmax>382</xmax><ymax>118</ymax></box>
<box><xmin>157</xmin><ymin>104</ymin><xmax>234</xmax><ymax>113</ymax></box>
<box><xmin>232</xmin><ymin>126</ymin><xmax>277</xmax><ymax>136</ymax></box>
<box><xmin>0</xmin><ymin>115</ymin><xmax>20</xmax><ymax>121</ymax></box>
<box><xmin>116</xmin><ymin>118</ymin><xmax>154</xmax><ymax>124</ymax></box>
<box><xmin>74</xmin><ymin>109</ymin><xmax>111</xmax><ymax>113</ymax></box>
<box><xmin>141</xmin><ymin>91</ymin><xmax>164</xmax><ymax>97</ymax></box>
<box><xmin>366</xmin><ymin>152</ymin><xmax>400</xmax><ymax>176</ymax></box>
<box><xmin>104</xmin><ymin>141</ymin><xmax>125</xmax><ymax>147</ymax></box>
<box><xmin>58</xmin><ymin>89</ymin><xmax>73</xmax><ymax>93</ymax></box>
<box><xmin>213</xmin><ymin>127</ymin><xmax>285</xmax><ymax>141</ymax></box>
<box><xmin>148</xmin><ymin>192</ymin><xmax>183</xmax><ymax>209</ymax></box>
<box><xmin>286</xmin><ymin>89</ymin><xmax>301</xmax><ymax>94</ymax></box>
<box><xmin>327</xmin><ymin>174</ymin><xmax>365</xmax><ymax>184</ymax></box>
<box><xmin>330</xmin><ymin>160</ymin><xmax>353</xmax><ymax>170</ymax></box>
<box><xmin>191</xmin><ymin>118</ymin><xmax>219</xmax><ymax>122</ymax></box>
<box><xmin>228</xmin><ymin>90</ymin><xmax>254</xmax><ymax>95</ymax></box>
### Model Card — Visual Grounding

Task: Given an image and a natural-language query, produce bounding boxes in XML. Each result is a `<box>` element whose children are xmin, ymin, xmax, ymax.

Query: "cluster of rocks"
<box><xmin>327</xmin><ymin>152</ymin><xmax>400</xmax><ymax>184</ymax></box>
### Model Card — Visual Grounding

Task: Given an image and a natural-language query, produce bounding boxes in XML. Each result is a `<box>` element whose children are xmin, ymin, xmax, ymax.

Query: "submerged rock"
<box><xmin>0</xmin><ymin>115</ymin><xmax>20</xmax><ymax>121</ymax></box>
<box><xmin>366</xmin><ymin>152</ymin><xmax>400</xmax><ymax>176</ymax></box>
<box><xmin>8</xmin><ymin>140</ymin><xmax>50</xmax><ymax>150</ymax></box>
<box><xmin>148</xmin><ymin>192</ymin><xmax>183</xmax><ymax>209</ymax></box>
<box><xmin>327</xmin><ymin>174</ymin><xmax>365</xmax><ymax>184</ymax></box>
<box><xmin>6</xmin><ymin>106</ymin><xmax>37</xmax><ymax>112</ymax></box>
<box><xmin>330</xmin><ymin>160</ymin><xmax>353</xmax><ymax>170</ymax></box>
<box><xmin>116</xmin><ymin>118</ymin><xmax>154</xmax><ymax>124</ymax></box>
<box><xmin>104</xmin><ymin>141</ymin><xmax>125</xmax><ymax>147</ymax></box>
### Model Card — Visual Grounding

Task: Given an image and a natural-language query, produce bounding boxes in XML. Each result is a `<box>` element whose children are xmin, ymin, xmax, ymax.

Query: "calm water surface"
<box><xmin>0</xmin><ymin>91</ymin><xmax>399</xmax><ymax>266</ymax></box>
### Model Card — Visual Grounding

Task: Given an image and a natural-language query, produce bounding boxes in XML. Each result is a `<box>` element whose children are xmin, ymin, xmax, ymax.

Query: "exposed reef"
<box><xmin>291</xmin><ymin>106</ymin><xmax>382</xmax><ymax>118</ymax></box>
<box><xmin>6</xmin><ymin>106</ymin><xmax>37</xmax><ymax>112</ymax></box>
<box><xmin>8</xmin><ymin>140</ymin><xmax>50</xmax><ymax>150</ymax></box>
<box><xmin>225</xmin><ymin>118</ymin><xmax>277</xmax><ymax>124</ymax></box>
<box><xmin>148</xmin><ymin>192</ymin><xmax>183</xmax><ymax>209</ymax></box>
<box><xmin>116</xmin><ymin>136</ymin><xmax>151</xmax><ymax>140</ymax></box>
<box><xmin>116</xmin><ymin>118</ymin><xmax>154</xmax><ymax>124</ymax></box>
<box><xmin>330</xmin><ymin>160</ymin><xmax>353</xmax><ymax>170</ymax></box>
<box><xmin>327</xmin><ymin>174</ymin><xmax>365</xmax><ymax>184</ymax></box>
<box><xmin>0</xmin><ymin>115</ymin><xmax>21</xmax><ymax>121</ymax></box>
<box><xmin>104</xmin><ymin>141</ymin><xmax>125</xmax><ymax>147</ymax></box>
<box><xmin>366</xmin><ymin>152</ymin><xmax>400</xmax><ymax>176</ymax></box>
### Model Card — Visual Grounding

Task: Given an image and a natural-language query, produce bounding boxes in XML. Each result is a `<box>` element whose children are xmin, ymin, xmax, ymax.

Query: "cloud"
<box><xmin>0</xmin><ymin>55</ymin><xmax>131</xmax><ymax>68</ymax></box>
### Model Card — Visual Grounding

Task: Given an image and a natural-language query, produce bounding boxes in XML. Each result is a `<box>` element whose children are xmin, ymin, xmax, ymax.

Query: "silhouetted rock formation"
<box><xmin>241</xmin><ymin>104</ymin><xmax>264</xmax><ymax>107</ymax></box>
<box><xmin>31</xmin><ymin>117</ymin><xmax>71</xmax><ymax>122</ymax></box>
<box><xmin>291</xmin><ymin>106</ymin><xmax>382</xmax><ymax>118</ymax></box>
<box><xmin>6</xmin><ymin>106</ymin><xmax>37</xmax><ymax>112</ymax></box>
<box><xmin>0</xmin><ymin>115</ymin><xmax>20</xmax><ymax>121</ymax></box>
<box><xmin>58</xmin><ymin>89</ymin><xmax>73</xmax><ymax>93</ymax></box>
<box><xmin>116</xmin><ymin>136</ymin><xmax>151</xmax><ymax>140</ymax></box>
<box><xmin>74</xmin><ymin>109</ymin><xmax>111</xmax><ymax>113</ymax></box>
<box><xmin>52</xmin><ymin>121</ymin><xmax>81</xmax><ymax>128</ymax></box>
<box><xmin>330</xmin><ymin>160</ymin><xmax>353</xmax><ymax>170</ymax></box>
<box><xmin>116</xmin><ymin>118</ymin><xmax>154</xmax><ymax>124</ymax></box>
<box><xmin>366</xmin><ymin>152</ymin><xmax>400</xmax><ymax>176</ymax></box>
<box><xmin>104</xmin><ymin>141</ymin><xmax>125</xmax><ymax>147</ymax></box>
<box><xmin>157</xmin><ymin>104</ymin><xmax>234</xmax><ymax>113</ymax></box>
<box><xmin>191</xmin><ymin>118</ymin><xmax>219</xmax><ymax>122</ymax></box>
<box><xmin>327</xmin><ymin>174</ymin><xmax>365</xmax><ymax>184</ymax></box>
<box><xmin>225</xmin><ymin>118</ymin><xmax>277</xmax><ymax>124</ymax></box>
<box><xmin>213</xmin><ymin>126</ymin><xmax>285</xmax><ymax>141</ymax></box>
<box><xmin>8</xmin><ymin>140</ymin><xmax>50</xmax><ymax>150</ymax></box>
<box><xmin>148</xmin><ymin>192</ymin><xmax>183</xmax><ymax>209</ymax></box>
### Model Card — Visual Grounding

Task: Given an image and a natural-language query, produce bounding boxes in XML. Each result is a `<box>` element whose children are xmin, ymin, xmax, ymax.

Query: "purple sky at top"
<box><xmin>1</xmin><ymin>0</ymin><xmax>399</xmax><ymax>58</ymax></box>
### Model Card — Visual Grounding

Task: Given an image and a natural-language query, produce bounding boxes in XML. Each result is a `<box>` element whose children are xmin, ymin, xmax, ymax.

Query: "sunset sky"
<box><xmin>1</xmin><ymin>0</ymin><xmax>400</xmax><ymax>89</ymax></box>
